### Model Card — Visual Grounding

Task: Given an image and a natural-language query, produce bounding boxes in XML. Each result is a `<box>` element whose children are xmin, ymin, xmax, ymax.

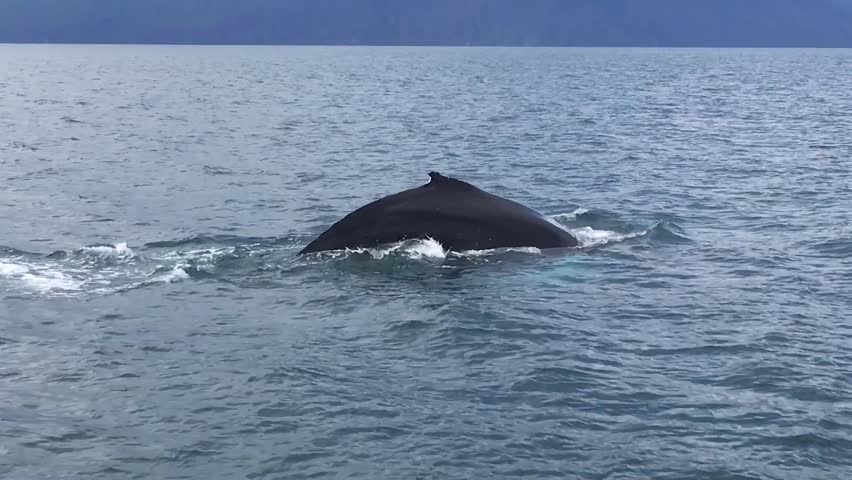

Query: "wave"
<box><xmin>314</xmin><ymin>238</ymin><xmax>448</xmax><ymax>261</ymax></box>
<box><xmin>0</xmin><ymin>234</ymin><xmax>307</xmax><ymax>297</ymax></box>
<box><xmin>0</xmin><ymin>214</ymin><xmax>684</xmax><ymax>297</ymax></box>
<box><xmin>0</xmin><ymin>260</ymin><xmax>83</xmax><ymax>292</ymax></box>
<box><xmin>550</xmin><ymin>207</ymin><xmax>590</xmax><ymax>222</ymax></box>
<box><xmin>568</xmin><ymin>226</ymin><xmax>645</xmax><ymax>248</ymax></box>
<box><xmin>144</xmin><ymin>235</ymin><xmax>254</xmax><ymax>249</ymax></box>
<box><xmin>458</xmin><ymin>247</ymin><xmax>543</xmax><ymax>257</ymax></box>
<box><xmin>548</xmin><ymin>207</ymin><xmax>626</xmax><ymax>227</ymax></box>
<box><xmin>47</xmin><ymin>242</ymin><xmax>137</xmax><ymax>265</ymax></box>
<box><xmin>153</xmin><ymin>264</ymin><xmax>191</xmax><ymax>284</ymax></box>
<box><xmin>0</xmin><ymin>246</ymin><xmax>34</xmax><ymax>257</ymax></box>
<box><xmin>547</xmin><ymin>208</ymin><xmax>691</xmax><ymax>248</ymax></box>
<box><xmin>646</xmin><ymin>221</ymin><xmax>692</xmax><ymax>244</ymax></box>
<box><xmin>571</xmin><ymin>221</ymin><xmax>690</xmax><ymax>248</ymax></box>
<box><xmin>308</xmin><ymin>222</ymin><xmax>652</xmax><ymax>261</ymax></box>
<box><xmin>812</xmin><ymin>238</ymin><xmax>852</xmax><ymax>257</ymax></box>
<box><xmin>0</xmin><ymin>240</ymin><xmax>209</xmax><ymax>297</ymax></box>
<box><xmin>80</xmin><ymin>242</ymin><xmax>134</xmax><ymax>257</ymax></box>
<box><xmin>547</xmin><ymin>209</ymin><xmax>656</xmax><ymax>248</ymax></box>
<box><xmin>0</xmin><ymin>263</ymin><xmax>28</xmax><ymax>276</ymax></box>
<box><xmin>144</xmin><ymin>234</ymin><xmax>302</xmax><ymax>249</ymax></box>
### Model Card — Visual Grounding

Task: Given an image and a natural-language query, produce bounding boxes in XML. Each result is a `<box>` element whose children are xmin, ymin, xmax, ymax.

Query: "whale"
<box><xmin>298</xmin><ymin>172</ymin><xmax>579</xmax><ymax>255</ymax></box>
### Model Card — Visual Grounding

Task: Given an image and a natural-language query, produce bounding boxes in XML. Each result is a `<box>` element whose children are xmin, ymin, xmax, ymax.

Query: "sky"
<box><xmin>2</xmin><ymin>0</ymin><xmax>852</xmax><ymax>47</ymax></box>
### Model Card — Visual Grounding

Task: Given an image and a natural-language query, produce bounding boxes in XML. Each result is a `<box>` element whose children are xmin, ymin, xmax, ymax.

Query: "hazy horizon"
<box><xmin>3</xmin><ymin>0</ymin><xmax>852</xmax><ymax>48</ymax></box>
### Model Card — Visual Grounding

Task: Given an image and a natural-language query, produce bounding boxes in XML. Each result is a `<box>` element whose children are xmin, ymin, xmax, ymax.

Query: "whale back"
<box><xmin>298</xmin><ymin>172</ymin><xmax>578</xmax><ymax>254</ymax></box>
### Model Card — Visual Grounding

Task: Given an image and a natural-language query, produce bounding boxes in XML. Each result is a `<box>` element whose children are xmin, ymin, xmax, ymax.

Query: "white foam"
<box><xmin>156</xmin><ymin>264</ymin><xmax>190</xmax><ymax>283</ymax></box>
<box><xmin>363</xmin><ymin>238</ymin><xmax>446</xmax><ymax>260</ymax></box>
<box><xmin>80</xmin><ymin>242</ymin><xmax>134</xmax><ymax>257</ymax></box>
<box><xmin>0</xmin><ymin>240</ymin><xmax>207</xmax><ymax>296</ymax></box>
<box><xmin>318</xmin><ymin>239</ymin><xmax>549</xmax><ymax>260</ymax></box>
<box><xmin>401</xmin><ymin>238</ymin><xmax>447</xmax><ymax>260</ymax></box>
<box><xmin>1</xmin><ymin>261</ymin><xmax>82</xmax><ymax>292</ymax></box>
<box><xmin>569</xmin><ymin>226</ymin><xmax>646</xmax><ymax>248</ymax></box>
<box><xmin>21</xmin><ymin>270</ymin><xmax>82</xmax><ymax>292</ymax></box>
<box><xmin>0</xmin><ymin>262</ymin><xmax>29</xmax><ymax>276</ymax></box>
<box><xmin>152</xmin><ymin>247</ymin><xmax>231</xmax><ymax>264</ymax></box>
<box><xmin>359</xmin><ymin>244</ymin><xmax>401</xmax><ymax>259</ymax></box>
<box><xmin>551</xmin><ymin>208</ymin><xmax>589</xmax><ymax>222</ymax></box>
<box><xmin>457</xmin><ymin>246</ymin><xmax>542</xmax><ymax>257</ymax></box>
<box><xmin>320</xmin><ymin>238</ymin><xmax>448</xmax><ymax>261</ymax></box>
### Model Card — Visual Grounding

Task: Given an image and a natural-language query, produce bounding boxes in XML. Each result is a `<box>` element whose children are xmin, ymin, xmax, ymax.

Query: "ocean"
<box><xmin>1</xmin><ymin>45</ymin><xmax>850</xmax><ymax>479</ymax></box>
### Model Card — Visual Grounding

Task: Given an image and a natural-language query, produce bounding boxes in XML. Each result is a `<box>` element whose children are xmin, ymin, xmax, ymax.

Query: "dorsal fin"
<box><xmin>429</xmin><ymin>171</ymin><xmax>450</xmax><ymax>183</ymax></box>
<box><xmin>428</xmin><ymin>171</ymin><xmax>473</xmax><ymax>189</ymax></box>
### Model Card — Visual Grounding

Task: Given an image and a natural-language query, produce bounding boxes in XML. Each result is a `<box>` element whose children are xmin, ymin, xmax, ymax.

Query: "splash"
<box><xmin>0</xmin><ymin>262</ymin><xmax>28</xmax><ymax>276</ymax></box>
<box><xmin>0</xmin><ymin>239</ymin><xmax>213</xmax><ymax>297</ymax></box>
<box><xmin>360</xmin><ymin>238</ymin><xmax>447</xmax><ymax>260</ymax></box>
<box><xmin>151</xmin><ymin>246</ymin><xmax>234</xmax><ymax>265</ymax></box>
<box><xmin>0</xmin><ymin>218</ymin><xmax>668</xmax><ymax>299</ymax></box>
<box><xmin>456</xmin><ymin>247</ymin><xmax>542</xmax><ymax>257</ymax></box>
<box><xmin>551</xmin><ymin>208</ymin><xmax>590</xmax><ymax>222</ymax></box>
<box><xmin>401</xmin><ymin>238</ymin><xmax>447</xmax><ymax>260</ymax></box>
<box><xmin>569</xmin><ymin>226</ymin><xmax>649</xmax><ymax>248</ymax></box>
<box><xmin>79</xmin><ymin>242</ymin><xmax>135</xmax><ymax>258</ymax></box>
<box><xmin>0</xmin><ymin>261</ymin><xmax>82</xmax><ymax>292</ymax></box>
<box><xmin>21</xmin><ymin>270</ymin><xmax>82</xmax><ymax>292</ymax></box>
<box><xmin>155</xmin><ymin>264</ymin><xmax>190</xmax><ymax>284</ymax></box>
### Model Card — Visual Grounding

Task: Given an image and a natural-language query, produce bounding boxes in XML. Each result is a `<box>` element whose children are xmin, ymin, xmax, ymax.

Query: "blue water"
<box><xmin>1</xmin><ymin>46</ymin><xmax>851</xmax><ymax>479</ymax></box>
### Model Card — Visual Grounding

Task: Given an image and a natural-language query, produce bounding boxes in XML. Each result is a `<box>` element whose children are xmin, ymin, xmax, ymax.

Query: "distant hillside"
<box><xmin>2</xmin><ymin>0</ymin><xmax>852</xmax><ymax>47</ymax></box>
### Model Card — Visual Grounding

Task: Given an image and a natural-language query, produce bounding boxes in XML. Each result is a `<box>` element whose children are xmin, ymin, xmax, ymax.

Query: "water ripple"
<box><xmin>1</xmin><ymin>45</ymin><xmax>850</xmax><ymax>480</ymax></box>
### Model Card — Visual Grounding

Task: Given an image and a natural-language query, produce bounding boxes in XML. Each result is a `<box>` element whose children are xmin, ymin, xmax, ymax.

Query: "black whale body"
<box><xmin>298</xmin><ymin>172</ymin><xmax>579</xmax><ymax>255</ymax></box>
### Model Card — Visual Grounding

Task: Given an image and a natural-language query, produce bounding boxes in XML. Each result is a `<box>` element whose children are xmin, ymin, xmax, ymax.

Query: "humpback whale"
<box><xmin>298</xmin><ymin>172</ymin><xmax>579</xmax><ymax>255</ymax></box>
